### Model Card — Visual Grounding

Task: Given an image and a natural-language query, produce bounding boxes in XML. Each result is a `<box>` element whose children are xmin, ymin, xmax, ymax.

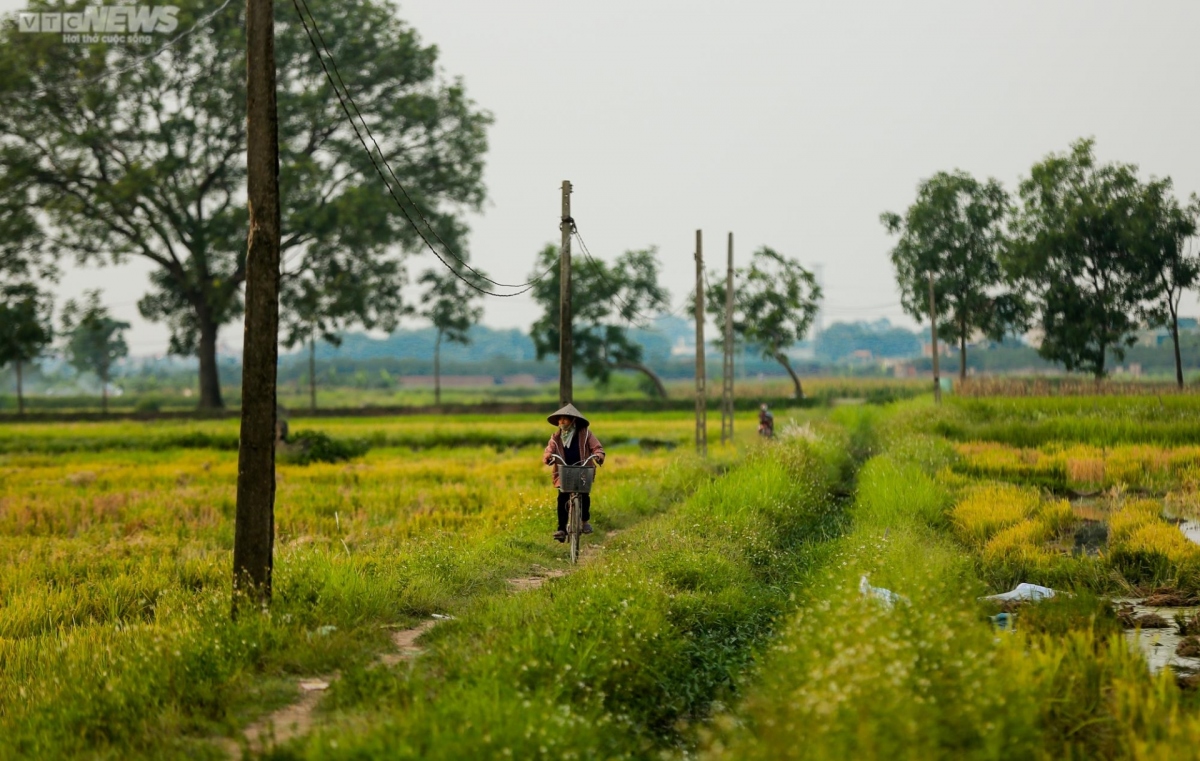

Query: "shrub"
<box><xmin>281</xmin><ymin>430</ymin><xmax>369</xmax><ymax>465</ymax></box>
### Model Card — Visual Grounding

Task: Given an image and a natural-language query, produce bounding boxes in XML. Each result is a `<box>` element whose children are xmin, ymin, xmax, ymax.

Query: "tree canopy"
<box><xmin>704</xmin><ymin>246</ymin><xmax>821</xmax><ymax>399</ymax></box>
<box><xmin>530</xmin><ymin>244</ymin><xmax>670</xmax><ymax>398</ymax></box>
<box><xmin>60</xmin><ymin>290</ymin><xmax>130</xmax><ymax>412</ymax></box>
<box><xmin>881</xmin><ymin>170</ymin><xmax>1026</xmax><ymax>381</ymax></box>
<box><xmin>0</xmin><ymin>0</ymin><xmax>491</xmax><ymax>408</ymax></box>
<box><xmin>0</xmin><ymin>282</ymin><xmax>54</xmax><ymax>413</ymax></box>
<box><xmin>1130</xmin><ymin>181</ymin><xmax>1199</xmax><ymax>387</ymax></box>
<box><xmin>1006</xmin><ymin>139</ymin><xmax>1159</xmax><ymax>379</ymax></box>
<box><xmin>419</xmin><ymin>265</ymin><xmax>484</xmax><ymax>404</ymax></box>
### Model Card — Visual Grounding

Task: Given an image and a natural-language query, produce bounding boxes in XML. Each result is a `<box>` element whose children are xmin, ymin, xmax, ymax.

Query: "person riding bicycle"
<box><xmin>758</xmin><ymin>403</ymin><xmax>775</xmax><ymax>438</ymax></box>
<box><xmin>542</xmin><ymin>403</ymin><xmax>605</xmax><ymax>543</ymax></box>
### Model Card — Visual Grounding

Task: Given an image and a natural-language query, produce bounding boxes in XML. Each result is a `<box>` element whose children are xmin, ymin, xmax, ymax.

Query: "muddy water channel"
<box><xmin>1066</xmin><ymin>497</ymin><xmax>1200</xmax><ymax>675</ymax></box>
<box><xmin>1176</xmin><ymin>518</ymin><xmax>1200</xmax><ymax>545</ymax></box>
<box><xmin>1117</xmin><ymin>599</ymin><xmax>1200</xmax><ymax>675</ymax></box>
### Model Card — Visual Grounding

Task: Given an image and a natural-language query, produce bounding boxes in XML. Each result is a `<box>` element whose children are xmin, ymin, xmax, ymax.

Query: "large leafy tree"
<box><xmin>1006</xmin><ymin>139</ymin><xmax>1157</xmax><ymax>379</ymax></box>
<box><xmin>530</xmin><ymin>244</ymin><xmax>670</xmax><ymax>398</ymax></box>
<box><xmin>0</xmin><ymin>0</ymin><xmax>491</xmax><ymax>409</ymax></box>
<box><xmin>881</xmin><ymin>170</ymin><xmax>1026</xmax><ymax>382</ymax></box>
<box><xmin>419</xmin><ymin>266</ymin><xmax>484</xmax><ymax>406</ymax></box>
<box><xmin>279</xmin><ymin>256</ymin><xmax>409</xmax><ymax>411</ymax></box>
<box><xmin>1131</xmin><ymin>182</ymin><xmax>1200</xmax><ymax>388</ymax></box>
<box><xmin>0</xmin><ymin>184</ymin><xmax>54</xmax><ymax>283</ymax></box>
<box><xmin>0</xmin><ymin>282</ymin><xmax>54</xmax><ymax>414</ymax></box>
<box><xmin>703</xmin><ymin>246</ymin><xmax>821</xmax><ymax>399</ymax></box>
<box><xmin>60</xmin><ymin>290</ymin><xmax>130</xmax><ymax>413</ymax></box>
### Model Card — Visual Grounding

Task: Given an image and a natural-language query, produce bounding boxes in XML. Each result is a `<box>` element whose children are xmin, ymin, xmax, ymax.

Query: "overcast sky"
<box><xmin>5</xmin><ymin>0</ymin><xmax>1200</xmax><ymax>356</ymax></box>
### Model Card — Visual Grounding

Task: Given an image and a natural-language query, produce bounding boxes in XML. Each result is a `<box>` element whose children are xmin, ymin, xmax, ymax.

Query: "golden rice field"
<box><xmin>1</xmin><ymin>408</ymin><xmax>813</xmax><ymax>758</ymax></box>
<box><xmin>954</xmin><ymin>440</ymin><xmax>1200</xmax><ymax>494</ymax></box>
<box><xmin>942</xmin><ymin>438</ymin><xmax>1200</xmax><ymax>591</ymax></box>
<box><xmin>11</xmin><ymin>395</ymin><xmax>1200</xmax><ymax>759</ymax></box>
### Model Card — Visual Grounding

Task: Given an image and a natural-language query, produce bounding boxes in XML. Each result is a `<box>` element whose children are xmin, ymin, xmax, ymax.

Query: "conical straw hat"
<box><xmin>547</xmin><ymin>403</ymin><xmax>589</xmax><ymax>427</ymax></box>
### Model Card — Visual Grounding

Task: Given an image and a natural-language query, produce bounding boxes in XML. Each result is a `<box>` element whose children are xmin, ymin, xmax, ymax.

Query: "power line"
<box><xmin>572</xmin><ymin>226</ymin><xmax>670</xmax><ymax>326</ymax></box>
<box><xmin>5</xmin><ymin>0</ymin><xmax>239</xmax><ymax>101</ymax></box>
<box><xmin>571</xmin><ymin>225</ymin><xmax>694</xmax><ymax>320</ymax></box>
<box><xmin>291</xmin><ymin>0</ymin><xmax>550</xmax><ymax>298</ymax></box>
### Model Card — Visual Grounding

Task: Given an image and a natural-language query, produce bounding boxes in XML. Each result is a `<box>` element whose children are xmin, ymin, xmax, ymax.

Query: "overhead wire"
<box><xmin>571</xmin><ymin>225</ymin><xmax>676</xmax><ymax>326</ymax></box>
<box><xmin>10</xmin><ymin>0</ymin><xmax>554</xmax><ymax>299</ymax></box>
<box><xmin>291</xmin><ymin>0</ymin><xmax>551</xmax><ymax>297</ymax></box>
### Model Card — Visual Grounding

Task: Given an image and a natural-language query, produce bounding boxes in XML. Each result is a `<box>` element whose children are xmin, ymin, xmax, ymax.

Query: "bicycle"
<box><xmin>548</xmin><ymin>452</ymin><xmax>600</xmax><ymax>564</ymax></box>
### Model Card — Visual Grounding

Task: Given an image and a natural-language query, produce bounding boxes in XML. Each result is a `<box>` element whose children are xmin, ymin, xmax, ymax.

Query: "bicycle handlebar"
<box><xmin>546</xmin><ymin>453</ymin><xmax>601</xmax><ymax>467</ymax></box>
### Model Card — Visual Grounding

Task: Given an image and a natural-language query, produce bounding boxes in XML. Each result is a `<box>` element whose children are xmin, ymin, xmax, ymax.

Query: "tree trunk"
<box><xmin>775</xmin><ymin>353</ymin><xmax>804</xmax><ymax>399</ymax></box>
<box><xmin>434</xmin><ymin>330</ymin><xmax>442</xmax><ymax>406</ymax></box>
<box><xmin>101</xmin><ymin>367</ymin><xmax>109</xmax><ymax>414</ymax></box>
<box><xmin>1171</xmin><ymin>308</ymin><xmax>1184</xmax><ymax>389</ymax></box>
<box><xmin>15</xmin><ymin>360</ymin><xmax>23</xmax><ymax>416</ymax></box>
<box><xmin>614</xmin><ymin>361</ymin><xmax>667</xmax><ymax>399</ymax></box>
<box><xmin>309</xmin><ymin>334</ymin><xmax>316</xmax><ymax>412</ymax></box>
<box><xmin>959</xmin><ymin>323</ymin><xmax>967</xmax><ymax>383</ymax></box>
<box><xmin>197</xmin><ymin>317</ymin><xmax>224</xmax><ymax>410</ymax></box>
<box><xmin>1094</xmin><ymin>343</ymin><xmax>1106</xmax><ymax>382</ymax></box>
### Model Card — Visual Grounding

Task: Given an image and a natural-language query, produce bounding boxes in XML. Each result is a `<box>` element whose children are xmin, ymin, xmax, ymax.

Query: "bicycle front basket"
<box><xmin>558</xmin><ymin>465</ymin><xmax>595</xmax><ymax>494</ymax></box>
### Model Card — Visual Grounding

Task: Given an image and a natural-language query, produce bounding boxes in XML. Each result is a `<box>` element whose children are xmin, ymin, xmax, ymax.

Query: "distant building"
<box><xmin>1135</xmin><ymin>318</ymin><xmax>1199</xmax><ymax>347</ymax></box>
<box><xmin>670</xmin><ymin>337</ymin><xmax>694</xmax><ymax>357</ymax></box>
<box><xmin>787</xmin><ymin>342</ymin><xmax>815</xmax><ymax>361</ymax></box>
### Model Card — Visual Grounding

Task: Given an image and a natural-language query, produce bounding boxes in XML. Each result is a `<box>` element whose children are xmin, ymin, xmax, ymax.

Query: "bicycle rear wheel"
<box><xmin>567</xmin><ymin>493</ymin><xmax>582</xmax><ymax>564</ymax></box>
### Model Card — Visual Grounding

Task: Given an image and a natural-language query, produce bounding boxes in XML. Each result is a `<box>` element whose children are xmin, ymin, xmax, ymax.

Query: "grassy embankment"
<box><xmin>270</xmin><ymin>418</ymin><xmax>858</xmax><ymax>759</ymax></box>
<box><xmin>0</xmin><ymin>377</ymin><xmax>926</xmax><ymax>417</ymax></box>
<box><xmin>701</xmin><ymin>399</ymin><xmax>1200</xmax><ymax>760</ymax></box>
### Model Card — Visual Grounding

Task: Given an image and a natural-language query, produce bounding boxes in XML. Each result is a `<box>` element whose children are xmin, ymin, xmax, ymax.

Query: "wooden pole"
<box><xmin>559</xmin><ymin>180</ymin><xmax>573</xmax><ymax>406</ymax></box>
<box><xmin>928</xmin><ymin>271</ymin><xmax>941</xmax><ymax>404</ymax></box>
<box><xmin>721</xmin><ymin>232</ymin><xmax>734</xmax><ymax>445</ymax></box>
<box><xmin>434</xmin><ymin>331</ymin><xmax>442</xmax><ymax>406</ymax></box>
<box><xmin>233</xmin><ymin>0</ymin><xmax>281</xmax><ymax>614</ymax></box>
<box><xmin>695</xmin><ymin>230</ymin><xmax>707</xmax><ymax>456</ymax></box>
<box><xmin>308</xmin><ymin>334</ymin><xmax>316</xmax><ymax>412</ymax></box>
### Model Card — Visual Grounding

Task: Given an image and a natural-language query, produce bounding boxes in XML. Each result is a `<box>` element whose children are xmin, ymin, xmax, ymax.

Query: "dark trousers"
<box><xmin>556</xmin><ymin>491</ymin><xmax>591</xmax><ymax>531</ymax></box>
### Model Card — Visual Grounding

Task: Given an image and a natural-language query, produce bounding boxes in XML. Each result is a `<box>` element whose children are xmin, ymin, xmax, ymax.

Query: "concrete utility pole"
<box><xmin>559</xmin><ymin>180</ymin><xmax>573</xmax><ymax>406</ymax></box>
<box><xmin>721</xmin><ymin>232</ymin><xmax>734</xmax><ymax>445</ymax></box>
<box><xmin>928</xmin><ymin>271</ymin><xmax>941</xmax><ymax>404</ymax></box>
<box><xmin>233</xmin><ymin>0</ymin><xmax>281</xmax><ymax>614</ymax></box>
<box><xmin>695</xmin><ymin>230</ymin><xmax>707</xmax><ymax>456</ymax></box>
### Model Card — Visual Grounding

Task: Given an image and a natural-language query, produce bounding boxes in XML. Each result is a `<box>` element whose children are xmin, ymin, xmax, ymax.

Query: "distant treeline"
<box><xmin>911</xmin><ymin>334</ymin><xmax>1200</xmax><ymax>377</ymax></box>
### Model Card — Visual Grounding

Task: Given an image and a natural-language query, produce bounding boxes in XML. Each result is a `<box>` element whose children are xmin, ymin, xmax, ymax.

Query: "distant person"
<box><xmin>275</xmin><ymin>406</ymin><xmax>289</xmax><ymax>444</ymax></box>
<box><xmin>758</xmin><ymin>403</ymin><xmax>774</xmax><ymax>439</ymax></box>
<box><xmin>542</xmin><ymin>403</ymin><xmax>605</xmax><ymax>542</ymax></box>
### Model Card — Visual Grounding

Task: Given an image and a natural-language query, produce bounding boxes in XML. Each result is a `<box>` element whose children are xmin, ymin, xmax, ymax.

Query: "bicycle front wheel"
<box><xmin>567</xmin><ymin>493</ymin><xmax>582</xmax><ymax>564</ymax></box>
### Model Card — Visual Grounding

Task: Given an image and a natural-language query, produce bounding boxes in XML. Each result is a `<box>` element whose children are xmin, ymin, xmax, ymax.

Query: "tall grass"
<box><xmin>701</xmin><ymin>421</ymin><xmax>1200</xmax><ymax>760</ymax></box>
<box><xmin>269</xmin><ymin>437</ymin><xmax>850</xmax><ymax>759</ymax></box>
<box><xmin>0</xmin><ymin>419</ymin><xmax>716</xmax><ymax>757</ymax></box>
